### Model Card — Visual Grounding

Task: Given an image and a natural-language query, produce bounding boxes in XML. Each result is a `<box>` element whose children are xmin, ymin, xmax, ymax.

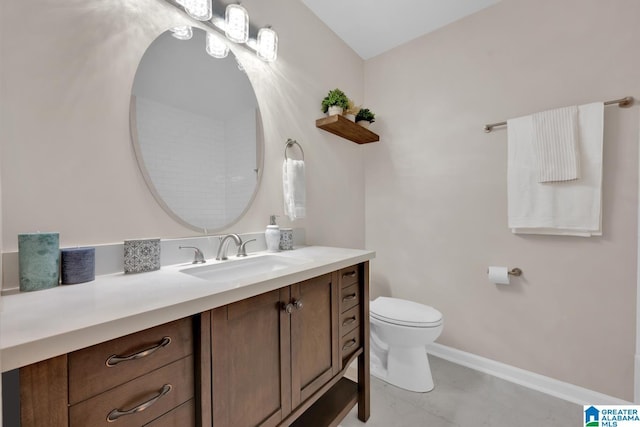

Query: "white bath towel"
<box><xmin>507</xmin><ymin>102</ymin><xmax>604</xmax><ymax>236</ymax></box>
<box><xmin>283</xmin><ymin>159</ymin><xmax>306</xmax><ymax>221</ymax></box>
<box><xmin>531</xmin><ymin>105</ymin><xmax>579</xmax><ymax>182</ymax></box>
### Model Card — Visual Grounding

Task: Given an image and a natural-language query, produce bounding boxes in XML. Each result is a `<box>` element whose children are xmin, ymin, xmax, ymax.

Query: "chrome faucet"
<box><xmin>215</xmin><ymin>234</ymin><xmax>243</xmax><ymax>261</ymax></box>
<box><xmin>179</xmin><ymin>246</ymin><xmax>206</xmax><ymax>264</ymax></box>
<box><xmin>237</xmin><ymin>239</ymin><xmax>256</xmax><ymax>257</ymax></box>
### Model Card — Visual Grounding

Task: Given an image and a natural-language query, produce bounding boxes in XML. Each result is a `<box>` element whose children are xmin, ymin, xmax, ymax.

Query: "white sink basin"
<box><xmin>179</xmin><ymin>254</ymin><xmax>311</xmax><ymax>284</ymax></box>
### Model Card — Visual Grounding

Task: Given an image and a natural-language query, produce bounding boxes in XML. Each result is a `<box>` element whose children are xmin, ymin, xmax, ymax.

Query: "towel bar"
<box><xmin>483</xmin><ymin>96</ymin><xmax>634</xmax><ymax>133</ymax></box>
<box><xmin>284</xmin><ymin>138</ymin><xmax>304</xmax><ymax>161</ymax></box>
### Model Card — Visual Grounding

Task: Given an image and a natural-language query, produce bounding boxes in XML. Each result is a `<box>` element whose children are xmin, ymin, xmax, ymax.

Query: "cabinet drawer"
<box><xmin>340</xmin><ymin>305</ymin><xmax>360</xmax><ymax>336</ymax></box>
<box><xmin>339</xmin><ymin>266</ymin><xmax>359</xmax><ymax>288</ymax></box>
<box><xmin>69</xmin><ymin>355</ymin><xmax>194</xmax><ymax>427</ymax></box>
<box><xmin>144</xmin><ymin>399</ymin><xmax>195</xmax><ymax>427</ymax></box>
<box><xmin>69</xmin><ymin>317</ymin><xmax>193</xmax><ymax>404</ymax></box>
<box><xmin>340</xmin><ymin>283</ymin><xmax>360</xmax><ymax>313</ymax></box>
<box><xmin>340</xmin><ymin>328</ymin><xmax>361</xmax><ymax>362</ymax></box>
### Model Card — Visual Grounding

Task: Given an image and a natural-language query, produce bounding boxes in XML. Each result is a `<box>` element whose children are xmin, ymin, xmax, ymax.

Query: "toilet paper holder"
<box><xmin>486</xmin><ymin>267</ymin><xmax>522</xmax><ymax>276</ymax></box>
<box><xmin>508</xmin><ymin>268</ymin><xmax>522</xmax><ymax>276</ymax></box>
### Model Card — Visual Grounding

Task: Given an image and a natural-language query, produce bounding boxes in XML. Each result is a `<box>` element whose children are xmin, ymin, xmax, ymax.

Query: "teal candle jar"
<box><xmin>18</xmin><ymin>232</ymin><xmax>60</xmax><ymax>292</ymax></box>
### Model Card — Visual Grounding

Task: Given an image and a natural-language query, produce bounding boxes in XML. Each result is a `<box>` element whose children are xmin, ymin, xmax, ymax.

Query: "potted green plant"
<box><xmin>321</xmin><ymin>88</ymin><xmax>349</xmax><ymax>116</ymax></box>
<box><xmin>355</xmin><ymin>108</ymin><xmax>376</xmax><ymax>128</ymax></box>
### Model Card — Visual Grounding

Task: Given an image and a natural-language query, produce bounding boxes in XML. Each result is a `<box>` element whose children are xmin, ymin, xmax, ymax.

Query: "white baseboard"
<box><xmin>427</xmin><ymin>343</ymin><xmax>630</xmax><ymax>406</ymax></box>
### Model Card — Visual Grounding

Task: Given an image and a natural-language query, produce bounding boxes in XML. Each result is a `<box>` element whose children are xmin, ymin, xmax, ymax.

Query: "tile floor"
<box><xmin>339</xmin><ymin>356</ymin><xmax>581</xmax><ymax>427</ymax></box>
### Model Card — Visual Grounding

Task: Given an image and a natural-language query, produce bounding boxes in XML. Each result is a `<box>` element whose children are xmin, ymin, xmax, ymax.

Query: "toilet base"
<box><xmin>371</xmin><ymin>346</ymin><xmax>435</xmax><ymax>393</ymax></box>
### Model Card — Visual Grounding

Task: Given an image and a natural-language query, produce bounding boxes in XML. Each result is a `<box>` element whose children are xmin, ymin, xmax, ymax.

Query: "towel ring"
<box><xmin>284</xmin><ymin>138</ymin><xmax>304</xmax><ymax>161</ymax></box>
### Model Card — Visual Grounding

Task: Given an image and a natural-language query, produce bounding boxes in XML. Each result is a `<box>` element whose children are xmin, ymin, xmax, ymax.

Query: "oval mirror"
<box><xmin>130</xmin><ymin>28</ymin><xmax>263</xmax><ymax>232</ymax></box>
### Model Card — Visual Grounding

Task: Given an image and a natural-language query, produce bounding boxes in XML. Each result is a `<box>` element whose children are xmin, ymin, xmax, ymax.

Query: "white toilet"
<box><xmin>370</xmin><ymin>297</ymin><xmax>443</xmax><ymax>392</ymax></box>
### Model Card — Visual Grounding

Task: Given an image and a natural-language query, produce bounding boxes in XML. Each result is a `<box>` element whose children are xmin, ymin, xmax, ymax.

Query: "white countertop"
<box><xmin>0</xmin><ymin>246</ymin><xmax>375</xmax><ymax>372</ymax></box>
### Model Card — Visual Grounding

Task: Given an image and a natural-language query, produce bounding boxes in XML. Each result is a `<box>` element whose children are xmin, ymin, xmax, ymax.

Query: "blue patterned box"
<box><xmin>124</xmin><ymin>239</ymin><xmax>161</xmax><ymax>274</ymax></box>
<box><xmin>279</xmin><ymin>228</ymin><xmax>294</xmax><ymax>250</ymax></box>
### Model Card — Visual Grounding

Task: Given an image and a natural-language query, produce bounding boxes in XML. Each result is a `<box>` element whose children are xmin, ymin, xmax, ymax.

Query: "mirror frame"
<box><xmin>129</xmin><ymin>30</ymin><xmax>264</xmax><ymax>233</ymax></box>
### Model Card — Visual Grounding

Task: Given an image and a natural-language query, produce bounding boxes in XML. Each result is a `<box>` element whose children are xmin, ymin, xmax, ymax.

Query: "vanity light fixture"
<box><xmin>256</xmin><ymin>27</ymin><xmax>278</xmax><ymax>62</ymax></box>
<box><xmin>166</xmin><ymin>0</ymin><xmax>278</xmax><ymax>62</ymax></box>
<box><xmin>170</xmin><ymin>25</ymin><xmax>193</xmax><ymax>40</ymax></box>
<box><xmin>224</xmin><ymin>4</ymin><xmax>249</xmax><ymax>44</ymax></box>
<box><xmin>176</xmin><ymin>0</ymin><xmax>212</xmax><ymax>21</ymax></box>
<box><xmin>206</xmin><ymin>32</ymin><xmax>229</xmax><ymax>58</ymax></box>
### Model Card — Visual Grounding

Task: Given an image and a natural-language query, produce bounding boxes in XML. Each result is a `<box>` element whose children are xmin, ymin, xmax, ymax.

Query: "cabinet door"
<box><xmin>290</xmin><ymin>272</ymin><xmax>340</xmax><ymax>407</ymax></box>
<box><xmin>212</xmin><ymin>288</ymin><xmax>292</xmax><ymax>427</ymax></box>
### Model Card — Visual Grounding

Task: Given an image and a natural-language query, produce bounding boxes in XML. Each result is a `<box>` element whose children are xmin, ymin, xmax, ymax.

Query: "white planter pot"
<box><xmin>344</xmin><ymin>113</ymin><xmax>356</xmax><ymax>122</ymax></box>
<box><xmin>357</xmin><ymin>120</ymin><xmax>371</xmax><ymax>128</ymax></box>
<box><xmin>328</xmin><ymin>106</ymin><xmax>343</xmax><ymax>116</ymax></box>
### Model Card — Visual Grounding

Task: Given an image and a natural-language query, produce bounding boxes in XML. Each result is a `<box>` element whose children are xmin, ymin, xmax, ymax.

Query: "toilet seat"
<box><xmin>370</xmin><ymin>297</ymin><xmax>443</xmax><ymax>328</ymax></box>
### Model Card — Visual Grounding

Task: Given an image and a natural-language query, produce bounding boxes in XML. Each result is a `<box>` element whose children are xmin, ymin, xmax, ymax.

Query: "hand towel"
<box><xmin>531</xmin><ymin>105</ymin><xmax>579</xmax><ymax>182</ymax></box>
<box><xmin>507</xmin><ymin>102</ymin><xmax>604</xmax><ymax>236</ymax></box>
<box><xmin>283</xmin><ymin>159</ymin><xmax>306</xmax><ymax>221</ymax></box>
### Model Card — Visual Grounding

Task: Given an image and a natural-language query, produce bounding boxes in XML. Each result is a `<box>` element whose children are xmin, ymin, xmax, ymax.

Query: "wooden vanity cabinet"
<box><xmin>339</xmin><ymin>266</ymin><xmax>362</xmax><ymax>365</ymax></box>
<box><xmin>290</xmin><ymin>272</ymin><xmax>341</xmax><ymax>407</ymax></box>
<box><xmin>211</xmin><ymin>287</ymin><xmax>291</xmax><ymax>427</ymax></box>
<box><xmin>211</xmin><ymin>272</ymin><xmax>340</xmax><ymax>427</ymax></box>
<box><xmin>18</xmin><ymin>261</ymin><xmax>370</xmax><ymax>427</ymax></box>
<box><xmin>210</xmin><ymin>262</ymin><xmax>370</xmax><ymax>427</ymax></box>
<box><xmin>20</xmin><ymin>317</ymin><xmax>198</xmax><ymax>427</ymax></box>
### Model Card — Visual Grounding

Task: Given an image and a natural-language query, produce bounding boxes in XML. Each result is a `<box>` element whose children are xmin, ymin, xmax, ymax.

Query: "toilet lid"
<box><xmin>370</xmin><ymin>297</ymin><xmax>442</xmax><ymax>327</ymax></box>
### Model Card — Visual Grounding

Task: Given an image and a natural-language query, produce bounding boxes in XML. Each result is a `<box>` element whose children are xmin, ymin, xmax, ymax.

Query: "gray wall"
<box><xmin>364</xmin><ymin>0</ymin><xmax>639</xmax><ymax>400</ymax></box>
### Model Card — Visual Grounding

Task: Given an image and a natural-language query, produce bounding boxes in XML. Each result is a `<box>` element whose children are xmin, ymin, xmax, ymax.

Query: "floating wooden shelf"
<box><xmin>316</xmin><ymin>114</ymin><xmax>380</xmax><ymax>144</ymax></box>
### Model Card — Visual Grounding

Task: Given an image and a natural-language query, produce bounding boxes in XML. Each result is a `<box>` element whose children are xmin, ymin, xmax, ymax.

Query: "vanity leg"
<box><xmin>358</xmin><ymin>261</ymin><xmax>370</xmax><ymax>422</ymax></box>
<box><xmin>20</xmin><ymin>355</ymin><xmax>68</xmax><ymax>427</ymax></box>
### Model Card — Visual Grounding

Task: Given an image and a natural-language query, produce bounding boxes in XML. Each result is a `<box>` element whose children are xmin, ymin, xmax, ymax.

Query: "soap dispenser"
<box><xmin>265</xmin><ymin>215</ymin><xmax>280</xmax><ymax>252</ymax></box>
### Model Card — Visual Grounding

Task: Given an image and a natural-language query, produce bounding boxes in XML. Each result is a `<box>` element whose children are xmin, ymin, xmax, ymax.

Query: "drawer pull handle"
<box><xmin>342</xmin><ymin>339</ymin><xmax>357</xmax><ymax>351</ymax></box>
<box><xmin>105</xmin><ymin>336</ymin><xmax>171</xmax><ymax>367</ymax></box>
<box><xmin>342</xmin><ymin>316</ymin><xmax>357</xmax><ymax>326</ymax></box>
<box><xmin>342</xmin><ymin>271</ymin><xmax>357</xmax><ymax>278</ymax></box>
<box><xmin>342</xmin><ymin>294</ymin><xmax>357</xmax><ymax>303</ymax></box>
<box><xmin>106</xmin><ymin>383</ymin><xmax>172</xmax><ymax>422</ymax></box>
